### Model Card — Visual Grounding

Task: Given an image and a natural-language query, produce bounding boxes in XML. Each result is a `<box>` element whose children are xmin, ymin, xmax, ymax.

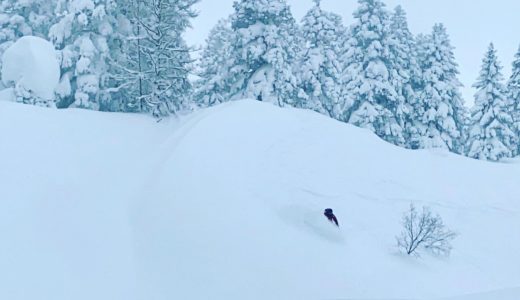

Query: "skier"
<box><xmin>324</xmin><ymin>208</ymin><xmax>339</xmax><ymax>227</ymax></box>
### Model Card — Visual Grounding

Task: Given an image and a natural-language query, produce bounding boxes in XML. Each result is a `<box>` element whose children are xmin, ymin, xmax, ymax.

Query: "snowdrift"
<box><xmin>0</xmin><ymin>100</ymin><xmax>519</xmax><ymax>300</ymax></box>
<box><xmin>1</xmin><ymin>36</ymin><xmax>60</xmax><ymax>100</ymax></box>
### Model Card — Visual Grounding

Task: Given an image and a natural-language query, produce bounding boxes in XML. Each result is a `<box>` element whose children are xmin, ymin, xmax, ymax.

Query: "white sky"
<box><xmin>186</xmin><ymin>0</ymin><xmax>520</xmax><ymax>106</ymax></box>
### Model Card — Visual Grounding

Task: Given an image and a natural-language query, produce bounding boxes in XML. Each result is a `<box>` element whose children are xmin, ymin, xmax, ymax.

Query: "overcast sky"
<box><xmin>185</xmin><ymin>0</ymin><xmax>520</xmax><ymax>106</ymax></box>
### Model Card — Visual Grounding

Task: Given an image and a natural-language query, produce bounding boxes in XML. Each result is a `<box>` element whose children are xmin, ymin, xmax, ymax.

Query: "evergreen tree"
<box><xmin>389</xmin><ymin>5</ymin><xmax>421</xmax><ymax>148</ymax></box>
<box><xmin>414</xmin><ymin>33</ymin><xmax>429</xmax><ymax>65</ymax></box>
<box><xmin>299</xmin><ymin>0</ymin><xmax>346</xmax><ymax>118</ymax></box>
<box><xmin>227</xmin><ymin>0</ymin><xmax>304</xmax><ymax>107</ymax></box>
<box><xmin>49</xmin><ymin>0</ymin><xmax>119</xmax><ymax>110</ymax></box>
<box><xmin>194</xmin><ymin>18</ymin><xmax>234</xmax><ymax>107</ymax></box>
<box><xmin>467</xmin><ymin>43</ymin><xmax>517</xmax><ymax>161</ymax></box>
<box><xmin>110</xmin><ymin>0</ymin><xmax>198</xmax><ymax>116</ymax></box>
<box><xmin>342</xmin><ymin>0</ymin><xmax>406</xmax><ymax>146</ymax></box>
<box><xmin>506</xmin><ymin>44</ymin><xmax>520</xmax><ymax>156</ymax></box>
<box><xmin>412</xmin><ymin>24</ymin><xmax>467</xmax><ymax>152</ymax></box>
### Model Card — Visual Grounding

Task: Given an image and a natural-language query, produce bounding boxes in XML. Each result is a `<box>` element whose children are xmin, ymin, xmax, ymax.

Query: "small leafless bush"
<box><xmin>397</xmin><ymin>203</ymin><xmax>457</xmax><ymax>257</ymax></box>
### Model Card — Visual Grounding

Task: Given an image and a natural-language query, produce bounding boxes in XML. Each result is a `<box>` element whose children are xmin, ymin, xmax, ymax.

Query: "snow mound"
<box><xmin>0</xmin><ymin>87</ymin><xmax>14</xmax><ymax>101</ymax></box>
<box><xmin>0</xmin><ymin>100</ymin><xmax>519</xmax><ymax>300</ymax></box>
<box><xmin>1</xmin><ymin>36</ymin><xmax>60</xmax><ymax>100</ymax></box>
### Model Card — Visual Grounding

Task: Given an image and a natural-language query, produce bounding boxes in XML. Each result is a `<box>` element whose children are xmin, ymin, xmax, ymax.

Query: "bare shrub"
<box><xmin>397</xmin><ymin>203</ymin><xmax>457</xmax><ymax>257</ymax></box>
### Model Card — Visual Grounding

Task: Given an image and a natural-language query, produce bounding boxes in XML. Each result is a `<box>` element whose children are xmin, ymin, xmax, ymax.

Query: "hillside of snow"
<box><xmin>0</xmin><ymin>100</ymin><xmax>519</xmax><ymax>300</ymax></box>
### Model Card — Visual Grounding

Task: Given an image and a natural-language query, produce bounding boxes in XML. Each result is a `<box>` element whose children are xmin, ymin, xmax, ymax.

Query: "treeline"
<box><xmin>194</xmin><ymin>0</ymin><xmax>520</xmax><ymax>161</ymax></box>
<box><xmin>0</xmin><ymin>0</ymin><xmax>198</xmax><ymax>117</ymax></box>
<box><xmin>1</xmin><ymin>0</ymin><xmax>519</xmax><ymax>161</ymax></box>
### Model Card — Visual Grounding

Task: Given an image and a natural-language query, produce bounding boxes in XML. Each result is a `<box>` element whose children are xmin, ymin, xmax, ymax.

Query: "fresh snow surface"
<box><xmin>0</xmin><ymin>99</ymin><xmax>519</xmax><ymax>300</ymax></box>
<box><xmin>1</xmin><ymin>36</ymin><xmax>60</xmax><ymax>100</ymax></box>
<box><xmin>0</xmin><ymin>87</ymin><xmax>14</xmax><ymax>102</ymax></box>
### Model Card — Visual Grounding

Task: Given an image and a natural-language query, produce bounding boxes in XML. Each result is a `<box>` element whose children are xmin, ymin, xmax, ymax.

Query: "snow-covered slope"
<box><xmin>0</xmin><ymin>100</ymin><xmax>519</xmax><ymax>300</ymax></box>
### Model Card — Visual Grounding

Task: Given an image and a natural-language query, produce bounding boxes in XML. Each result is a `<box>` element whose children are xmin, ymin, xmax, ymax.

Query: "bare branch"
<box><xmin>397</xmin><ymin>203</ymin><xmax>457</xmax><ymax>257</ymax></box>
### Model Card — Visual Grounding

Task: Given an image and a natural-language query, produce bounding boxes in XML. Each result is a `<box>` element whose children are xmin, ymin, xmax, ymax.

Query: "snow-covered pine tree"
<box><xmin>0</xmin><ymin>0</ymin><xmax>55</xmax><ymax>52</ymax></box>
<box><xmin>0</xmin><ymin>1</ymin><xmax>31</xmax><ymax>54</ymax></box>
<box><xmin>49</xmin><ymin>0</ymin><xmax>119</xmax><ymax>110</ymax></box>
<box><xmin>412</xmin><ymin>24</ymin><xmax>467</xmax><ymax>152</ymax></box>
<box><xmin>110</xmin><ymin>0</ymin><xmax>198</xmax><ymax>116</ymax></box>
<box><xmin>341</xmin><ymin>0</ymin><xmax>406</xmax><ymax>146</ymax></box>
<box><xmin>299</xmin><ymin>0</ymin><xmax>346</xmax><ymax>118</ymax></box>
<box><xmin>389</xmin><ymin>5</ymin><xmax>422</xmax><ymax>148</ymax></box>
<box><xmin>227</xmin><ymin>0</ymin><xmax>304</xmax><ymax>107</ymax></box>
<box><xmin>467</xmin><ymin>43</ymin><xmax>517</xmax><ymax>161</ymax></box>
<box><xmin>414</xmin><ymin>33</ymin><xmax>429</xmax><ymax>65</ymax></box>
<box><xmin>193</xmin><ymin>18</ymin><xmax>234</xmax><ymax>108</ymax></box>
<box><xmin>506</xmin><ymin>45</ymin><xmax>520</xmax><ymax>156</ymax></box>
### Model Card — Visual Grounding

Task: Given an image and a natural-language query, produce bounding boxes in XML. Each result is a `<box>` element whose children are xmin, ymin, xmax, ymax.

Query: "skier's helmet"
<box><xmin>324</xmin><ymin>208</ymin><xmax>333</xmax><ymax>214</ymax></box>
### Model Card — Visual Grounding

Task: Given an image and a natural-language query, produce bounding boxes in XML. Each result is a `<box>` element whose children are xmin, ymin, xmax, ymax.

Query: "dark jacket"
<box><xmin>324</xmin><ymin>209</ymin><xmax>339</xmax><ymax>227</ymax></box>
